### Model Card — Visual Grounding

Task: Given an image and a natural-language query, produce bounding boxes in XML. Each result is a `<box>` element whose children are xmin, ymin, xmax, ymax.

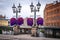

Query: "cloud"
<box><xmin>0</xmin><ymin>0</ymin><xmax>58</xmax><ymax>19</ymax></box>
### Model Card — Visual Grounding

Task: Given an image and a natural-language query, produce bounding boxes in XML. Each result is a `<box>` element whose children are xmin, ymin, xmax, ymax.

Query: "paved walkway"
<box><xmin>0</xmin><ymin>34</ymin><xmax>60</xmax><ymax>40</ymax></box>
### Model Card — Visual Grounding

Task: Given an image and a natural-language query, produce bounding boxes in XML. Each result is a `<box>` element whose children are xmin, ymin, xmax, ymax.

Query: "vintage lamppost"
<box><xmin>30</xmin><ymin>2</ymin><xmax>41</xmax><ymax>27</ymax></box>
<box><xmin>12</xmin><ymin>3</ymin><xmax>22</xmax><ymax>34</ymax></box>
<box><xmin>30</xmin><ymin>2</ymin><xmax>41</xmax><ymax>36</ymax></box>
<box><xmin>12</xmin><ymin>3</ymin><xmax>22</xmax><ymax>18</ymax></box>
<box><xmin>12</xmin><ymin>3</ymin><xmax>22</xmax><ymax>28</ymax></box>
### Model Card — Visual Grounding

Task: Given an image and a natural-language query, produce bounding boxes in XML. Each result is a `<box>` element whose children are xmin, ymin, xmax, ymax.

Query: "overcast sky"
<box><xmin>0</xmin><ymin>0</ymin><xmax>59</xmax><ymax>19</ymax></box>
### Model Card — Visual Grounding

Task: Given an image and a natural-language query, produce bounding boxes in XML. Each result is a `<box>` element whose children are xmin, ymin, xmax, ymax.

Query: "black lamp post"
<box><xmin>12</xmin><ymin>3</ymin><xmax>22</xmax><ymax>35</ymax></box>
<box><xmin>30</xmin><ymin>2</ymin><xmax>41</xmax><ymax>27</ymax></box>
<box><xmin>12</xmin><ymin>3</ymin><xmax>22</xmax><ymax>18</ymax></box>
<box><xmin>30</xmin><ymin>2</ymin><xmax>41</xmax><ymax>37</ymax></box>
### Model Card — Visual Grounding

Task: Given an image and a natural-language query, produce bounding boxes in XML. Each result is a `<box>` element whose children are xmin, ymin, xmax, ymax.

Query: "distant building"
<box><xmin>0</xmin><ymin>15</ymin><xmax>8</xmax><ymax>26</ymax></box>
<box><xmin>0</xmin><ymin>15</ymin><xmax>5</xmax><ymax>19</ymax></box>
<box><xmin>44</xmin><ymin>1</ymin><xmax>60</xmax><ymax>27</ymax></box>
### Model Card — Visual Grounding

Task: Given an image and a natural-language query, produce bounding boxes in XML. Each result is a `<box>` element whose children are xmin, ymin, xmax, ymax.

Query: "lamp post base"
<box><xmin>31</xmin><ymin>26</ymin><xmax>39</xmax><ymax>37</ymax></box>
<box><xmin>31</xmin><ymin>27</ymin><xmax>36</xmax><ymax>36</ymax></box>
<box><xmin>13</xmin><ymin>25</ymin><xmax>20</xmax><ymax>35</ymax></box>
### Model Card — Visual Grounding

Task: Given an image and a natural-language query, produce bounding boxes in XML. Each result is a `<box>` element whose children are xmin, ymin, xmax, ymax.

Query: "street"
<box><xmin>0</xmin><ymin>34</ymin><xmax>60</xmax><ymax>40</ymax></box>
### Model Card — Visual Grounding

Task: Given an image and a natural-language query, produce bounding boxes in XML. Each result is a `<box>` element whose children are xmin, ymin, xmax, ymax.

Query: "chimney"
<box><xmin>53</xmin><ymin>0</ymin><xmax>58</xmax><ymax>4</ymax></box>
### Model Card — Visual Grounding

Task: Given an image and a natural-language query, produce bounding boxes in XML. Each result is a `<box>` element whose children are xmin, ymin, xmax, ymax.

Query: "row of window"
<box><xmin>46</xmin><ymin>4</ymin><xmax>60</xmax><ymax>10</ymax></box>
<box><xmin>46</xmin><ymin>23</ymin><xmax>60</xmax><ymax>26</ymax></box>
<box><xmin>46</xmin><ymin>16</ymin><xmax>60</xmax><ymax>21</ymax></box>
<box><xmin>46</xmin><ymin>9</ymin><xmax>60</xmax><ymax>16</ymax></box>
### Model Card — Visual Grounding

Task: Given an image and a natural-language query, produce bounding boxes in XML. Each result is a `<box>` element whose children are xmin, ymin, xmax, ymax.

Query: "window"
<box><xmin>57</xmin><ymin>23</ymin><xmax>59</xmax><ymax>26</ymax></box>
<box><xmin>56</xmin><ymin>9</ymin><xmax>60</xmax><ymax>14</ymax></box>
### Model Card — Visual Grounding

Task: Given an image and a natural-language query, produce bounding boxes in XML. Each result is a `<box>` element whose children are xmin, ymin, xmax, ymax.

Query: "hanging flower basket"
<box><xmin>37</xmin><ymin>17</ymin><xmax>43</xmax><ymax>25</ymax></box>
<box><xmin>17</xmin><ymin>17</ymin><xmax>24</xmax><ymax>25</ymax></box>
<box><xmin>10</xmin><ymin>18</ymin><xmax>17</xmax><ymax>26</ymax></box>
<box><xmin>27</xmin><ymin>18</ymin><xmax>33</xmax><ymax>26</ymax></box>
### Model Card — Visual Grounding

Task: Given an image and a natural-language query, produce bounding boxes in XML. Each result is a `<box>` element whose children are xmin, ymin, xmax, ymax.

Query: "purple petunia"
<box><xmin>10</xmin><ymin>17</ymin><xmax>24</xmax><ymax>26</ymax></box>
<box><xmin>17</xmin><ymin>18</ymin><xmax>24</xmax><ymax>25</ymax></box>
<box><xmin>37</xmin><ymin>17</ymin><xmax>43</xmax><ymax>25</ymax></box>
<box><xmin>10</xmin><ymin>18</ymin><xmax>17</xmax><ymax>26</ymax></box>
<box><xmin>27</xmin><ymin>18</ymin><xmax>33</xmax><ymax>26</ymax></box>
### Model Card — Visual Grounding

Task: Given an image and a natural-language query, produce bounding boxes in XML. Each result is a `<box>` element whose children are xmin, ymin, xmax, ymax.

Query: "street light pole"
<box><xmin>30</xmin><ymin>2</ymin><xmax>41</xmax><ymax>37</ymax></box>
<box><xmin>12</xmin><ymin>3</ymin><xmax>22</xmax><ymax>35</ymax></box>
<box><xmin>16</xmin><ymin>8</ymin><xmax>18</xmax><ymax>18</ymax></box>
<box><xmin>34</xmin><ymin>7</ymin><xmax>36</xmax><ymax>27</ymax></box>
<box><xmin>30</xmin><ymin>2</ymin><xmax>41</xmax><ymax>27</ymax></box>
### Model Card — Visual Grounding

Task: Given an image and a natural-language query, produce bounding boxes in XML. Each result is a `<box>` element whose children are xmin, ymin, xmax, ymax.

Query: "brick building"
<box><xmin>44</xmin><ymin>1</ymin><xmax>60</xmax><ymax>27</ymax></box>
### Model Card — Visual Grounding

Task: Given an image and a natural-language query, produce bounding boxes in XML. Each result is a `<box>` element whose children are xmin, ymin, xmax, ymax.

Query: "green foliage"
<box><xmin>40</xmin><ymin>30</ymin><xmax>45</xmax><ymax>33</ymax></box>
<box><xmin>0</xmin><ymin>29</ymin><xmax>2</xmax><ymax>34</ymax></box>
<box><xmin>0</xmin><ymin>26</ymin><xmax>11</xmax><ymax>31</ymax></box>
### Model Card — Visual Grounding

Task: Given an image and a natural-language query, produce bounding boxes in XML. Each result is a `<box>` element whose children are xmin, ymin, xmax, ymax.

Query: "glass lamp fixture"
<box><xmin>18</xmin><ymin>3</ymin><xmax>22</xmax><ymax>13</ymax></box>
<box><xmin>30</xmin><ymin>2</ymin><xmax>34</xmax><ymax>12</ymax></box>
<box><xmin>12</xmin><ymin>4</ymin><xmax>16</xmax><ymax>13</ymax></box>
<box><xmin>36</xmin><ymin>2</ymin><xmax>41</xmax><ymax>11</ymax></box>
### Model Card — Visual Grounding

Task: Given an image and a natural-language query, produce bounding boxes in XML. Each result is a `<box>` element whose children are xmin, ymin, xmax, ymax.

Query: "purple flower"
<box><xmin>27</xmin><ymin>18</ymin><xmax>33</xmax><ymax>26</ymax></box>
<box><xmin>10</xmin><ymin>18</ymin><xmax>17</xmax><ymax>26</ymax></box>
<box><xmin>17</xmin><ymin>17</ymin><xmax>24</xmax><ymax>25</ymax></box>
<box><xmin>37</xmin><ymin>17</ymin><xmax>43</xmax><ymax>25</ymax></box>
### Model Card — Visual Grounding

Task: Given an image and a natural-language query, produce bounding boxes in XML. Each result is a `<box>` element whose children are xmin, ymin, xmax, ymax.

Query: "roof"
<box><xmin>45</xmin><ymin>1</ymin><xmax>60</xmax><ymax>10</ymax></box>
<box><xmin>0</xmin><ymin>18</ymin><xmax>9</xmax><ymax>21</ymax></box>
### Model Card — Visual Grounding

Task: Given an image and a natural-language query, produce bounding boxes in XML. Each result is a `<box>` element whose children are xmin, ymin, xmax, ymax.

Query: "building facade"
<box><xmin>0</xmin><ymin>15</ymin><xmax>8</xmax><ymax>26</ymax></box>
<box><xmin>44</xmin><ymin>1</ymin><xmax>60</xmax><ymax>27</ymax></box>
<box><xmin>0</xmin><ymin>15</ymin><xmax>5</xmax><ymax>19</ymax></box>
